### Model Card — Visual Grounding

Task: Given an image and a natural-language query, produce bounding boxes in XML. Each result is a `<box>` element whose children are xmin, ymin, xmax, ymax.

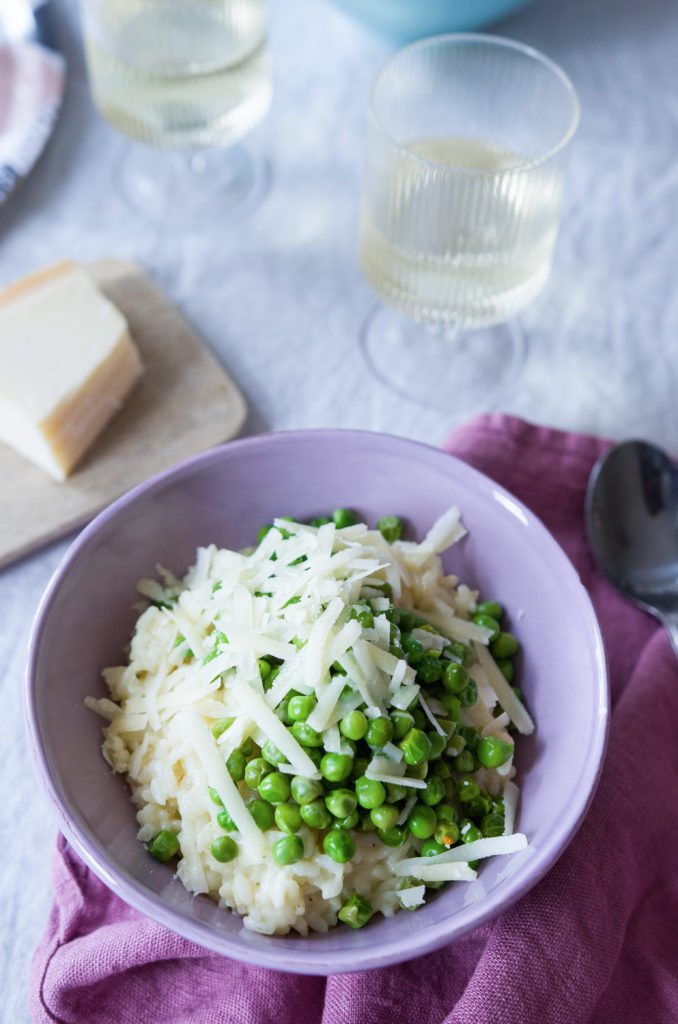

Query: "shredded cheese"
<box><xmin>177</xmin><ymin>709</ymin><xmax>264</xmax><ymax>853</ymax></box>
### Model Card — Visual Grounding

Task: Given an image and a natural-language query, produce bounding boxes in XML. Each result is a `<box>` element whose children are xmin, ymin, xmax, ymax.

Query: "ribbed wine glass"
<box><xmin>358</xmin><ymin>34</ymin><xmax>579</xmax><ymax>410</ymax></box>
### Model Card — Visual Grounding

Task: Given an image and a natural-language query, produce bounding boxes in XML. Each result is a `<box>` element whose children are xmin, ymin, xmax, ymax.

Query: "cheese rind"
<box><xmin>0</xmin><ymin>261</ymin><xmax>143</xmax><ymax>480</ymax></box>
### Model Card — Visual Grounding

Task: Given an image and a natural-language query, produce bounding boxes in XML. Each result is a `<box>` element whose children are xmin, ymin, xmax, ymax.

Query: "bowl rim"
<box><xmin>25</xmin><ymin>428</ymin><xmax>609</xmax><ymax>973</ymax></box>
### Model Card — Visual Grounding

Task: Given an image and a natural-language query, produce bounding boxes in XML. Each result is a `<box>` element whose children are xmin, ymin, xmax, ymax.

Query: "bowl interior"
<box><xmin>27</xmin><ymin>430</ymin><xmax>607</xmax><ymax>973</ymax></box>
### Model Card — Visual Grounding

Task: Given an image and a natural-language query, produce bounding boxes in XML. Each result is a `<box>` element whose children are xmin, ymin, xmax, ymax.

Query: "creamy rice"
<box><xmin>87</xmin><ymin>509</ymin><xmax>532</xmax><ymax>935</ymax></box>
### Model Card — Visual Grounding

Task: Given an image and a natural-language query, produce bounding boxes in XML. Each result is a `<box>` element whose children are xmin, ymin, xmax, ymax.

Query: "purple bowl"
<box><xmin>26</xmin><ymin>429</ymin><xmax>608</xmax><ymax>974</ymax></box>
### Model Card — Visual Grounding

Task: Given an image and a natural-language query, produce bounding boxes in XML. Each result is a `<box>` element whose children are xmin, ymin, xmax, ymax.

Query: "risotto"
<box><xmin>86</xmin><ymin>507</ymin><xmax>534</xmax><ymax>935</ymax></box>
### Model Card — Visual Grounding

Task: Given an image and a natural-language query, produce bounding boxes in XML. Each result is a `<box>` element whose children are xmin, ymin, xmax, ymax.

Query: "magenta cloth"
<box><xmin>30</xmin><ymin>414</ymin><xmax>678</xmax><ymax>1024</ymax></box>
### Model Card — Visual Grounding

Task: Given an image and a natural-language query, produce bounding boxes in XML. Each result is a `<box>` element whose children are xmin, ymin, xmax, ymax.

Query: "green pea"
<box><xmin>258</xmin><ymin>771</ymin><xmax>291</xmax><ymax>804</ymax></box>
<box><xmin>350</xmin><ymin>605</ymin><xmax>374</xmax><ymax>629</ymax></box>
<box><xmin>405</xmin><ymin>759</ymin><xmax>429</xmax><ymax>780</ymax></box>
<box><xmin>399</xmin><ymin>728</ymin><xmax>432</xmax><ymax>766</ymax></box>
<box><xmin>338</xmin><ymin>892</ymin><xmax>374</xmax><ymax>928</ymax></box>
<box><xmin>476</xmin><ymin>600</ymin><xmax>503</xmax><ymax>619</ymax></box>
<box><xmin>426</xmin><ymin>732</ymin><xmax>446</xmax><ymax>760</ymax></box>
<box><xmin>461</xmin><ymin>821</ymin><xmax>483</xmax><ymax>844</ymax></box>
<box><xmin>147</xmin><ymin>830</ymin><xmax>179</xmax><ymax>862</ymax></box>
<box><xmin>438</xmin><ymin>693</ymin><xmax>462</xmax><ymax>722</ymax></box>
<box><xmin>385</xmin><ymin>782</ymin><xmax>408</xmax><ymax>803</ymax></box>
<box><xmin>436</xmin><ymin>803</ymin><xmax>458</xmax><ymax>824</ymax></box>
<box><xmin>290</xmin><ymin>775</ymin><xmax>324</xmax><ymax>805</ymax></box>
<box><xmin>458</xmin><ymin>726</ymin><xmax>480</xmax><ymax>751</ymax></box>
<box><xmin>257</xmin><ymin>658</ymin><xmax>272</xmax><ymax>683</ymax></box>
<box><xmin>390</xmin><ymin>710</ymin><xmax>415</xmax><ymax>740</ymax></box>
<box><xmin>320</xmin><ymin>752</ymin><xmax>354</xmax><ymax>782</ymax></box>
<box><xmin>248</xmin><ymin>798</ymin><xmax>275</xmax><ymax>830</ymax></box>
<box><xmin>376</xmin><ymin>515</ymin><xmax>404</xmax><ymax>543</ymax></box>
<box><xmin>275</xmin><ymin>803</ymin><xmax>303</xmax><ymax>833</ymax></box>
<box><xmin>211</xmin><ymin>717</ymin><xmax>235</xmax><ymax>739</ymax></box>
<box><xmin>332</xmin><ymin>508</ymin><xmax>356</xmax><ymax>528</ymax></box>
<box><xmin>370</xmin><ymin>804</ymin><xmax>399</xmax><ymax>830</ymax></box>
<box><xmin>300</xmin><ymin>798</ymin><xmax>332</xmax><ymax>829</ymax></box>
<box><xmin>400</xmin><ymin>633</ymin><xmax>425</xmax><ymax>665</ymax></box>
<box><xmin>481</xmin><ymin>812</ymin><xmax>505</xmax><ymax>837</ymax></box>
<box><xmin>377</xmin><ymin>825</ymin><xmax>408</xmax><ymax>847</ymax></box>
<box><xmin>365</xmin><ymin>716</ymin><xmax>393</xmax><ymax>749</ymax></box>
<box><xmin>459</xmin><ymin>679</ymin><xmax>479</xmax><ymax>708</ymax></box>
<box><xmin>411</xmin><ymin>708</ymin><xmax>428</xmax><ymax>730</ymax></box>
<box><xmin>434</xmin><ymin>821</ymin><xmax>460</xmax><ymax>847</ymax></box>
<box><xmin>420</xmin><ymin>776</ymin><xmax>446</xmax><ymax>807</ymax></box>
<box><xmin>453</xmin><ymin>749</ymin><xmax>476</xmax><ymax>774</ymax></box>
<box><xmin>305</xmin><ymin>746</ymin><xmax>324</xmax><ymax>769</ymax></box>
<box><xmin>291</xmin><ymin>721</ymin><xmax>324</xmax><ymax>747</ymax></box>
<box><xmin>407</xmin><ymin>804</ymin><xmax>437</xmax><ymax>839</ymax></box>
<box><xmin>465</xmin><ymin>792</ymin><xmax>492</xmax><ymax>818</ymax></box>
<box><xmin>339</xmin><ymin>709</ymin><xmax>368</xmax><ymax>741</ymax></box>
<box><xmin>273</xmin><ymin>834</ymin><xmax>304</xmax><ymax>865</ymax></box>
<box><xmin>287</xmin><ymin>694</ymin><xmax>317</xmax><ymax>722</ymax></box>
<box><xmin>457</xmin><ymin>776</ymin><xmax>480</xmax><ymax>803</ymax></box>
<box><xmin>477</xmin><ymin>736</ymin><xmax>514</xmax><ymax>768</ymax></box>
<box><xmin>354</xmin><ymin>776</ymin><xmax>386</xmax><ymax>810</ymax></box>
<box><xmin>309</xmin><ymin>516</ymin><xmax>331</xmax><ymax>527</ymax></box>
<box><xmin>262</xmin><ymin>739</ymin><xmax>286</xmax><ymax>766</ymax></box>
<box><xmin>321</xmin><ymin>828</ymin><xmax>355</xmax><ymax>864</ymax></box>
<box><xmin>208</xmin><ymin>786</ymin><xmax>224</xmax><ymax>807</ymax></box>
<box><xmin>325</xmin><ymin>788</ymin><xmax>358</xmax><ymax>818</ymax></box>
<box><xmin>417</xmin><ymin>654</ymin><xmax>444</xmax><ymax>684</ymax></box>
<box><xmin>350</xmin><ymin>755</ymin><xmax>371</xmax><ymax>781</ymax></box>
<box><xmin>491</xmin><ymin>632</ymin><xmax>519</xmax><ymax>659</ymax></box>
<box><xmin>444</xmin><ymin>641</ymin><xmax>471</xmax><ymax>665</ymax></box>
<box><xmin>473</xmin><ymin>613</ymin><xmax>501</xmax><ymax>640</ymax></box>
<box><xmin>396</xmin><ymin>607</ymin><xmax>416</xmax><ymax>633</ymax></box>
<box><xmin>331</xmin><ymin>810</ymin><xmax>360</xmax><ymax>830</ymax></box>
<box><xmin>244</xmin><ymin>756</ymin><xmax>272</xmax><ymax>789</ymax></box>
<box><xmin>217</xmin><ymin>808</ymin><xmax>237</xmax><ymax>830</ymax></box>
<box><xmin>226</xmin><ymin>749</ymin><xmax>246</xmax><ymax>782</ymax></box>
<box><xmin>431</xmin><ymin>759</ymin><xmax>451</xmax><ymax>780</ymax></box>
<box><xmin>442</xmin><ymin>661</ymin><xmax>468</xmax><ymax>694</ymax></box>
<box><xmin>421</xmin><ymin>838</ymin><xmax>446</xmax><ymax>857</ymax></box>
<box><xmin>210</xmin><ymin>835</ymin><xmax>238</xmax><ymax>863</ymax></box>
<box><xmin>496</xmin><ymin>657</ymin><xmax>515</xmax><ymax>682</ymax></box>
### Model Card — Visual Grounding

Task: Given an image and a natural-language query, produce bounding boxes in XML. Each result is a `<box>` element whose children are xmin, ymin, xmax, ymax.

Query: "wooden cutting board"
<box><xmin>0</xmin><ymin>259</ymin><xmax>247</xmax><ymax>569</ymax></box>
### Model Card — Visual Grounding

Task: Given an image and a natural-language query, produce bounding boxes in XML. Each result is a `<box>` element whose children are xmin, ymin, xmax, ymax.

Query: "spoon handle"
<box><xmin>661</xmin><ymin>612</ymin><xmax>678</xmax><ymax>662</ymax></box>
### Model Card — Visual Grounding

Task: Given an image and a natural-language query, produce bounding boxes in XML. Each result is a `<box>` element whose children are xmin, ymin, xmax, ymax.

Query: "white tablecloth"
<box><xmin>1</xmin><ymin>0</ymin><xmax>677</xmax><ymax>1018</ymax></box>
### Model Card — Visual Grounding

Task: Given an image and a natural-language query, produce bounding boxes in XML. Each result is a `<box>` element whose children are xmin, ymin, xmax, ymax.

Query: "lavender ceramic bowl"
<box><xmin>26</xmin><ymin>430</ymin><xmax>607</xmax><ymax>974</ymax></box>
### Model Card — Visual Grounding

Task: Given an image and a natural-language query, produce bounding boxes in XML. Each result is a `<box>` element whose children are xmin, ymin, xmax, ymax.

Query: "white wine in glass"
<box><xmin>80</xmin><ymin>0</ymin><xmax>272</xmax><ymax>221</ymax></box>
<box><xmin>358</xmin><ymin>34</ymin><xmax>580</xmax><ymax>409</ymax></box>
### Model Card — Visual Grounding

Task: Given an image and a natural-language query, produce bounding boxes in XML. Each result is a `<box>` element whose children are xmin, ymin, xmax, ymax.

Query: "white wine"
<box><xmin>83</xmin><ymin>0</ymin><xmax>271</xmax><ymax>149</ymax></box>
<box><xmin>359</xmin><ymin>136</ymin><xmax>564</xmax><ymax>328</ymax></box>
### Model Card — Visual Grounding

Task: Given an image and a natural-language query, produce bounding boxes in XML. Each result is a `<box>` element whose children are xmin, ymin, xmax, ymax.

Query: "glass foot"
<box><xmin>359</xmin><ymin>304</ymin><xmax>526</xmax><ymax>413</ymax></box>
<box><xmin>115</xmin><ymin>142</ymin><xmax>269</xmax><ymax>225</ymax></box>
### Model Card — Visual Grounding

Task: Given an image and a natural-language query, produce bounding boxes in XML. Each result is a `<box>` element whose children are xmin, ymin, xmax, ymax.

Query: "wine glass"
<box><xmin>79</xmin><ymin>0</ymin><xmax>272</xmax><ymax>224</ymax></box>
<box><xmin>358</xmin><ymin>34</ymin><xmax>580</xmax><ymax>410</ymax></box>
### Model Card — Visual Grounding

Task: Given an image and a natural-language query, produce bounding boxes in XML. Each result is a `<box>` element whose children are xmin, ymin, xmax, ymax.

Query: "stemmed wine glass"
<box><xmin>79</xmin><ymin>0</ymin><xmax>272</xmax><ymax>224</ymax></box>
<box><xmin>358</xmin><ymin>34</ymin><xmax>580</xmax><ymax>410</ymax></box>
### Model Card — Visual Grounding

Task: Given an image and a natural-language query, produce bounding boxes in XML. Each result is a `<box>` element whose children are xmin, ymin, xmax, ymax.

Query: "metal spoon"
<box><xmin>586</xmin><ymin>439</ymin><xmax>678</xmax><ymax>658</ymax></box>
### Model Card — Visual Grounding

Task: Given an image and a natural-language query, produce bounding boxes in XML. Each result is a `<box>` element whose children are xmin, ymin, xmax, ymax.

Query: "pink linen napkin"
<box><xmin>30</xmin><ymin>414</ymin><xmax>678</xmax><ymax>1024</ymax></box>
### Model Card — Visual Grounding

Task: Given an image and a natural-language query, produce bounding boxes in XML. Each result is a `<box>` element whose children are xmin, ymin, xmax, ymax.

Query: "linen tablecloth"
<box><xmin>30</xmin><ymin>414</ymin><xmax>678</xmax><ymax>1023</ymax></box>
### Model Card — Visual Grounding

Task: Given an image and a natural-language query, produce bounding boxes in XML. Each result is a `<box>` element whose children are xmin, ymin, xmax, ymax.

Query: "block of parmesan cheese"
<box><xmin>0</xmin><ymin>261</ymin><xmax>143</xmax><ymax>480</ymax></box>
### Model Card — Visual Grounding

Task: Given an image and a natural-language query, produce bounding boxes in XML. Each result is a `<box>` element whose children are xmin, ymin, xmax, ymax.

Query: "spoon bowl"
<box><xmin>586</xmin><ymin>439</ymin><xmax>678</xmax><ymax>655</ymax></box>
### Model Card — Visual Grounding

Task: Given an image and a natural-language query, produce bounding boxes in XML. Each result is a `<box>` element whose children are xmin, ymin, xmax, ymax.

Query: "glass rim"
<box><xmin>367</xmin><ymin>32</ymin><xmax>581</xmax><ymax>176</ymax></box>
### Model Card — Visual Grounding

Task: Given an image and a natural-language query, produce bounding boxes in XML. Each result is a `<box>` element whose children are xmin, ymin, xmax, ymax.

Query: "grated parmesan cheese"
<box><xmin>90</xmin><ymin>502</ymin><xmax>533</xmax><ymax>937</ymax></box>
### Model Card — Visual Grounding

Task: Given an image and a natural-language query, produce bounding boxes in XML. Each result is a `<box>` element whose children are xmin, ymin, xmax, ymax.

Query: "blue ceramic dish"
<box><xmin>327</xmin><ymin>0</ymin><xmax>535</xmax><ymax>42</ymax></box>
